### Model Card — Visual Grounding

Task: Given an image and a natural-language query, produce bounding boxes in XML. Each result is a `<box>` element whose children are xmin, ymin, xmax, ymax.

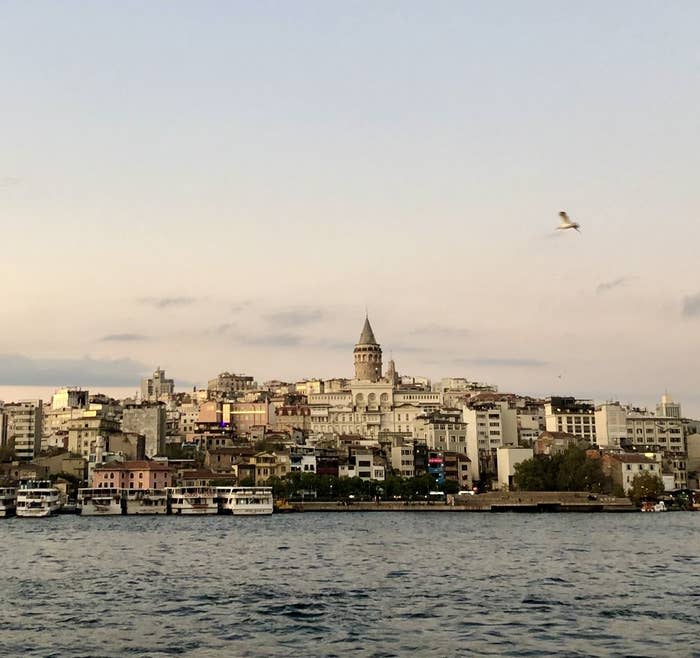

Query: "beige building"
<box><xmin>544</xmin><ymin>397</ymin><xmax>596</xmax><ymax>443</ymax></box>
<box><xmin>207</xmin><ymin>372</ymin><xmax>256</xmax><ymax>396</ymax></box>
<box><xmin>1</xmin><ymin>400</ymin><xmax>43</xmax><ymax>460</ymax></box>
<box><xmin>595</xmin><ymin>402</ymin><xmax>628</xmax><ymax>448</ymax></box>
<box><xmin>140</xmin><ymin>367</ymin><xmax>175</xmax><ymax>402</ymax></box>
<box><xmin>496</xmin><ymin>447</ymin><xmax>534</xmax><ymax>491</ymax></box>
<box><xmin>604</xmin><ymin>453</ymin><xmax>661</xmax><ymax>494</ymax></box>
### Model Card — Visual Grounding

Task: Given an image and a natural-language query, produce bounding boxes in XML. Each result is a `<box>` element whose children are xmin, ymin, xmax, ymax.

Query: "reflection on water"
<box><xmin>1</xmin><ymin>513</ymin><xmax>698</xmax><ymax>657</ymax></box>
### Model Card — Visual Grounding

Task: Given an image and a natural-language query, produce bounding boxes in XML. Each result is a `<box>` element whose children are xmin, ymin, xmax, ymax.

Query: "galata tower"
<box><xmin>354</xmin><ymin>315</ymin><xmax>382</xmax><ymax>382</ymax></box>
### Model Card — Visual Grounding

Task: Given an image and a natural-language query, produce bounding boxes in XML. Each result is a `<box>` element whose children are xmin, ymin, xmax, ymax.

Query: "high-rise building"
<box><xmin>1</xmin><ymin>400</ymin><xmax>43</xmax><ymax>460</ymax></box>
<box><xmin>140</xmin><ymin>367</ymin><xmax>175</xmax><ymax>402</ymax></box>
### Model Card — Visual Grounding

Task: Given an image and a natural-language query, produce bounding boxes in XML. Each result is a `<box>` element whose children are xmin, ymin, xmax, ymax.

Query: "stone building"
<box><xmin>121</xmin><ymin>404</ymin><xmax>167</xmax><ymax>457</ymax></box>
<box><xmin>354</xmin><ymin>316</ymin><xmax>382</xmax><ymax>382</ymax></box>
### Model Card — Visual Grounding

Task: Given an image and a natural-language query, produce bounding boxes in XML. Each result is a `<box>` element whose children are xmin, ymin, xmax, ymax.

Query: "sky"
<box><xmin>2</xmin><ymin>1</ymin><xmax>700</xmax><ymax>413</ymax></box>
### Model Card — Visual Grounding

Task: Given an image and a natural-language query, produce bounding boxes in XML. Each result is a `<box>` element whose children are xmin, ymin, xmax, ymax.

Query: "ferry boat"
<box><xmin>0</xmin><ymin>487</ymin><xmax>17</xmax><ymax>517</ymax></box>
<box><xmin>78</xmin><ymin>488</ymin><xmax>124</xmax><ymax>515</ymax></box>
<box><xmin>167</xmin><ymin>486</ymin><xmax>218</xmax><ymax>515</ymax></box>
<box><xmin>217</xmin><ymin>486</ymin><xmax>274</xmax><ymax>515</ymax></box>
<box><xmin>16</xmin><ymin>481</ymin><xmax>61</xmax><ymax>518</ymax></box>
<box><xmin>125</xmin><ymin>489</ymin><xmax>168</xmax><ymax>514</ymax></box>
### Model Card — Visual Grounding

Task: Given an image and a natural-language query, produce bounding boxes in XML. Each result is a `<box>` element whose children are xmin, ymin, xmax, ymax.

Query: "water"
<box><xmin>1</xmin><ymin>513</ymin><xmax>699</xmax><ymax>657</ymax></box>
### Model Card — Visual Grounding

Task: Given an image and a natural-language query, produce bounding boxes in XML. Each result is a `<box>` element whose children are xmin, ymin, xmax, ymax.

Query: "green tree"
<box><xmin>628</xmin><ymin>472</ymin><xmax>665</xmax><ymax>504</ymax></box>
<box><xmin>0</xmin><ymin>445</ymin><xmax>14</xmax><ymax>463</ymax></box>
<box><xmin>514</xmin><ymin>446</ymin><xmax>609</xmax><ymax>493</ymax></box>
<box><xmin>442</xmin><ymin>479</ymin><xmax>460</xmax><ymax>494</ymax></box>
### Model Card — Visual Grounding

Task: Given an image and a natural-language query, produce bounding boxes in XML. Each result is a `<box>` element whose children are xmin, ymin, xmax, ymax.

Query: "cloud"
<box><xmin>681</xmin><ymin>293</ymin><xmax>700</xmax><ymax>318</ymax></box>
<box><xmin>237</xmin><ymin>333</ymin><xmax>303</xmax><ymax>347</ymax></box>
<box><xmin>312</xmin><ymin>339</ymin><xmax>355</xmax><ymax>352</ymax></box>
<box><xmin>138</xmin><ymin>296</ymin><xmax>197</xmax><ymax>309</ymax></box>
<box><xmin>596</xmin><ymin>277</ymin><xmax>630</xmax><ymax>294</ymax></box>
<box><xmin>410</xmin><ymin>324</ymin><xmax>471</xmax><ymax>339</ymax></box>
<box><xmin>455</xmin><ymin>357</ymin><xmax>548</xmax><ymax>368</ymax></box>
<box><xmin>0</xmin><ymin>177</ymin><xmax>21</xmax><ymax>189</ymax></box>
<box><xmin>100</xmin><ymin>333</ymin><xmax>149</xmax><ymax>342</ymax></box>
<box><xmin>264</xmin><ymin>308</ymin><xmax>324</xmax><ymax>327</ymax></box>
<box><xmin>230</xmin><ymin>300</ymin><xmax>253</xmax><ymax>314</ymax></box>
<box><xmin>0</xmin><ymin>354</ymin><xmax>148</xmax><ymax>386</ymax></box>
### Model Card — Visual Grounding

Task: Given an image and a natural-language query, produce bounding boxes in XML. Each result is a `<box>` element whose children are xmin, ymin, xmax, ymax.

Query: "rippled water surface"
<box><xmin>1</xmin><ymin>513</ymin><xmax>699</xmax><ymax>657</ymax></box>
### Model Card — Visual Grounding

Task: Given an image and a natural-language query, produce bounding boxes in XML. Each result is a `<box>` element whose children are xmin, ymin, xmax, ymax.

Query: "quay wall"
<box><xmin>294</xmin><ymin>492</ymin><xmax>636</xmax><ymax>513</ymax></box>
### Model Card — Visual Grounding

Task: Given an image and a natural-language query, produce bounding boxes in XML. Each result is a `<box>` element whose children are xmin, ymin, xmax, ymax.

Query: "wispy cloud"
<box><xmin>212</xmin><ymin>323</ymin><xmax>237</xmax><ymax>335</ymax></box>
<box><xmin>0</xmin><ymin>176</ymin><xmax>21</xmax><ymax>189</ymax></box>
<box><xmin>681</xmin><ymin>292</ymin><xmax>700</xmax><ymax>318</ymax></box>
<box><xmin>237</xmin><ymin>333</ymin><xmax>303</xmax><ymax>347</ymax></box>
<box><xmin>264</xmin><ymin>308</ymin><xmax>324</xmax><ymax>327</ymax></box>
<box><xmin>596</xmin><ymin>276</ymin><xmax>630</xmax><ymax>294</ymax></box>
<box><xmin>231</xmin><ymin>300</ymin><xmax>253</xmax><ymax>314</ymax></box>
<box><xmin>455</xmin><ymin>357</ymin><xmax>548</xmax><ymax>368</ymax></box>
<box><xmin>313</xmin><ymin>339</ymin><xmax>355</xmax><ymax>352</ymax></box>
<box><xmin>138</xmin><ymin>296</ymin><xmax>197</xmax><ymax>309</ymax></box>
<box><xmin>410</xmin><ymin>324</ymin><xmax>471</xmax><ymax>339</ymax></box>
<box><xmin>100</xmin><ymin>333</ymin><xmax>149</xmax><ymax>342</ymax></box>
<box><xmin>0</xmin><ymin>354</ymin><xmax>147</xmax><ymax>386</ymax></box>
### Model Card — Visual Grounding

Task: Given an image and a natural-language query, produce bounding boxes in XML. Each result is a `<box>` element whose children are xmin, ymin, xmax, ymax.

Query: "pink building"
<box><xmin>93</xmin><ymin>461</ymin><xmax>174</xmax><ymax>490</ymax></box>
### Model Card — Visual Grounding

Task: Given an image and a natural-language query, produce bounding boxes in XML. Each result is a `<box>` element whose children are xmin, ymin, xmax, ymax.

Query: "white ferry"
<box><xmin>167</xmin><ymin>486</ymin><xmax>218</xmax><ymax>515</ymax></box>
<box><xmin>0</xmin><ymin>487</ymin><xmax>17</xmax><ymax>517</ymax></box>
<box><xmin>125</xmin><ymin>489</ymin><xmax>168</xmax><ymax>514</ymax></box>
<box><xmin>78</xmin><ymin>488</ymin><xmax>124</xmax><ymax>515</ymax></box>
<box><xmin>16</xmin><ymin>481</ymin><xmax>61</xmax><ymax>518</ymax></box>
<box><xmin>217</xmin><ymin>486</ymin><xmax>274</xmax><ymax>515</ymax></box>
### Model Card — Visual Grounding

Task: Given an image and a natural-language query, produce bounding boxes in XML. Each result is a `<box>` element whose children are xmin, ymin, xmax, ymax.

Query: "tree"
<box><xmin>442</xmin><ymin>479</ymin><xmax>460</xmax><ymax>494</ymax></box>
<box><xmin>514</xmin><ymin>446</ymin><xmax>610</xmax><ymax>493</ymax></box>
<box><xmin>628</xmin><ymin>472</ymin><xmax>665</xmax><ymax>504</ymax></box>
<box><xmin>0</xmin><ymin>445</ymin><xmax>14</xmax><ymax>463</ymax></box>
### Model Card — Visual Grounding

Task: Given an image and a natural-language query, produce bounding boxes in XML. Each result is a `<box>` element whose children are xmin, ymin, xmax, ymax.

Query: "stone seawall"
<box><xmin>291</xmin><ymin>492</ymin><xmax>636</xmax><ymax>513</ymax></box>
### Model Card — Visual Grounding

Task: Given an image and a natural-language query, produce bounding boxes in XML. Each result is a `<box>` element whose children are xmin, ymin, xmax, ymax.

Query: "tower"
<box><xmin>354</xmin><ymin>316</ymin><xmax>382</xmax><ymax>382</ymax></box>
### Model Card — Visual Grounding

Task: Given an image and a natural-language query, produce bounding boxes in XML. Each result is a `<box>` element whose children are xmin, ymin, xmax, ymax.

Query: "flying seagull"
<box><xmin>557</xmin><ymin>211</ymin><xmax>580</xmax><ymax>232</ymax></box>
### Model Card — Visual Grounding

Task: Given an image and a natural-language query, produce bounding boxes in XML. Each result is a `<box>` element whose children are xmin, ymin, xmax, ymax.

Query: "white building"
<box><xmin>496</xmin><ymin>447</ymin><xmax>534</xmax><ymax>491</ymax></box>
<box><xmin>595</xmin><ymin>402</ymin><xmax>628</xmax><ymax>448</ymax></box>
<box><xmin>390</xmin><ymin>444</ymin><xmax>415</xmax><ymax>478</ymax></box>
<box><xmin>544</xmin><ymin>397</ymin><xmax>596</xmax><ymax>443</ymax></box>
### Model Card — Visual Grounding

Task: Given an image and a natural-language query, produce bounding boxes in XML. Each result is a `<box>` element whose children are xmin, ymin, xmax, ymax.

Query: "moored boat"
<box><xmin>217</xmin><ymin>486</ymin><xmax>273</xmax><ymax>515</ymax></box>
<box><xmin>167</xmin><ymin>486</ymin><xmax>218</xmax><ymax>515</ymax></box>
<box><xmin>16</xmin><ymin>480</ymin><xmax>61</xmax><ymax>518</ymax></box>
<box><xmin>0</xmin><ymin>487</ymin><xmax>17</xmax><ymax>517</ymax></box>
<box><xmin>641</xmin><ymin>500</ymin><xmax>667</xmax><ymax>512</ymax></box>
<box><xmin>78</xmin><ymin>488</ymin><xmax>124</xmax><ymax>515</ymax></box>
<box><xmin>125</xmin><ymin>489</ymin><xmax>168</xmax><ymax>514</ymax></box>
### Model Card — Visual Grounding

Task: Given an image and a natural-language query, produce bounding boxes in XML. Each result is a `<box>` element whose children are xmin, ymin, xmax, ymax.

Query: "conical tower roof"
<box><xmin>357</xmin><ymin>316</ymin><xmax>378</xmax><ymax>345</ymax></box>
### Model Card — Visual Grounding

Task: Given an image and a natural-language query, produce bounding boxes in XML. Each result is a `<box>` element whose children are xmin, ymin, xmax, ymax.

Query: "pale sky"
<box><xmin>2</xmin><ymin>2</ymin><xmax>700</xmax><ymax>413</ymax></box>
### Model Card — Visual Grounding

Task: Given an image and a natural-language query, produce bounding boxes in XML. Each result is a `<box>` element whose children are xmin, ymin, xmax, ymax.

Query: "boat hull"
<box><xmin>125</xmin><ymin>499</ymin><xmax>168</xmax><ymax>514</ymax></box>
<box><xmin>170</xmin><ymin>505</ymin><xmax>218</xmax><ymax>515</ymax></box>
<box><xmin>80</xmin><ymin>502</ymin><xmax>123</xmax><ymax>516</ymax></box>
<box><xmin>16</xmin><ymin>504</ymin><xmax>61</xmax><ymax>518</ymax></box>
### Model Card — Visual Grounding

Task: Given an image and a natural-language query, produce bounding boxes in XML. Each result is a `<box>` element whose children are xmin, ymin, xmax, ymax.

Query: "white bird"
<box><xmin>557</xmin><ymin>211</ymin><xmax>580</xmax><ymax>232</ymax></box>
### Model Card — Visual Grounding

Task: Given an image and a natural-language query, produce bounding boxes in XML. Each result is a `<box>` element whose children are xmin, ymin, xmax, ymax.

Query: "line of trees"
<box><xmin>257</xmin><ymin>471</ymin><xmax>460</xmax><ymax>501</ymax></box>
